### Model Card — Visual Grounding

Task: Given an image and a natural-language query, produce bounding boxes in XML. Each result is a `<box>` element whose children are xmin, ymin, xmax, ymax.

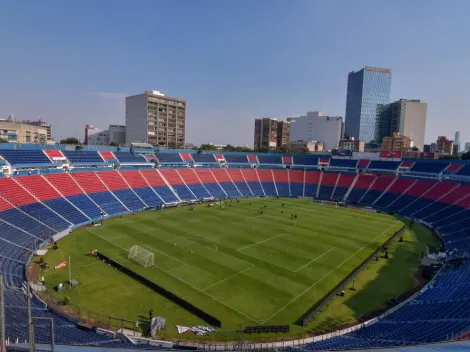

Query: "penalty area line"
<box><xmin>86</xmin><ymin>228</ymin><xmax>263</xmax><ymax>324</ymax></box>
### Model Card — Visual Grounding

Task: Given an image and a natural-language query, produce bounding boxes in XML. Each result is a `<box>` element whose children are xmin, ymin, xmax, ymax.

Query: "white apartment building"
<box><xmin>126</xmin><ymin>90</ymin><xmax>186</xmax><ymax>148</ymax></box>
<box><xmin>287</xmin><ymin>111</ymin><xmax>343</xmax><ymax>151</ymax></box>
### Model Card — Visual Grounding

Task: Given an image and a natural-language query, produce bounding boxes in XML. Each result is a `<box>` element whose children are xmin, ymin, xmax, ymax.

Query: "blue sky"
<box><xmin>1</xmin><ymin>0</ymin><xmax>469</xmax><ymax>147</ymax></box>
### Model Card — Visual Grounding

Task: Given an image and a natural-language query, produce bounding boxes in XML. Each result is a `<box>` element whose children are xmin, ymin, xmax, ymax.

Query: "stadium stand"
<box><xmin>177</xmin><ymin>168</ymin><xmax>212</xmax><ymax>198</ymax></box>
<box><xmin>329</xmin><ymin>159</ymin><xmax>358</xmax><ymax>169</ymax></box>
<box><xmin>2</xmin><ymin>145</ymin><xmax>470</xmax><ymax>349</ymax></box>
<box><xmin>156</xmin><ymin>153</ymin><xmax>183</xmax><ymax>164</ymax></box>
<box><xmin>0</xmin><ymin>150</ymin><xmax>53</xmax><ymax>166</ymax></box>
<box><xmin>409</xmin><ymin>161</ymin><xmax>449</xmax><ymax>174</ymax></box>
<box><xmin>63</xmin><ymin>151</ymin><xmax>104</xmax><ymax>164</ymax></box>
<box><xmin>139</xmin><ymin>169</ymin><xmax>179</xmax><ymax>203</ymax></box>
<box><xmin>119</xmin><ymin>170</ymin><xmax>164</xmax><ymax>207</ymax></box>
<box><xmin>289</xmin><ymin>169</ymin><xmax>305</xmax><ymax>198</ymax></box>
<box><xmin>160</xmin><ymin>169</ymin><xmax>197</xmax><ymax>201</ymax></box>
<box><xmin>192</xmin><ymin>153</ymin><xmax>217</xmax><ymax>164</ymax></box>
<box><xmin>194</xmin><ymin>169</ymin><xmax>227</xmax><ymax>198</ymax></box>
<box><xmin>114</xmin><ymin>152</ymin><xmax>148</xmax><ymax>164</ymax></box>
<box><xmin>211</xmin><ymin>168</ymin><xmax>242</xmax><ymax>197</ymax></box>
<box><xmin>226</xmin><ymin>168</ymin><xmax>252</xmax><ymax>196</ymax></box>
<box><xmin>241</xmin><ymin>169</ymin><xmax>265</xmax><ymax>196</ymax></box>
<box><xmin>256</xmin><ymin>169</ymin><xmax>278</xmax><ymax>196</ymax></box>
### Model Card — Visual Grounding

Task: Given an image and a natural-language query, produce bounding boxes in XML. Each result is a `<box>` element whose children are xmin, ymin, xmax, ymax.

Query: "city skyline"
<box><xmin>1</xmin><ymin>0</ymin><xmax>470</xmax><ymax>147</ymax></box>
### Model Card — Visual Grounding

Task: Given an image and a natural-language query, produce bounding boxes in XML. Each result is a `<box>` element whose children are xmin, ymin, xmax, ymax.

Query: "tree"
<box><xmin>59</xmin><ymin>137</ymin><xmax>80</xmax><ymax>145</ymax></box>
<box><xmin>0</xmin><ymin>138</ymin><xmax>9</xmax><ymax>144</ymax></box>
<box><xmin>109</xmin><ymin>141</ymin><xmax>119</xmax><ymax>147</ymax></box>
<box><xmin>200</xmin><ymin>144</ymin><xmax>217</xmax><ymax>151</ymax></box>
<box><xmin>462</xmin><ymin>151</ymin><xmax>470</xmax><ymax>160</ymax></box>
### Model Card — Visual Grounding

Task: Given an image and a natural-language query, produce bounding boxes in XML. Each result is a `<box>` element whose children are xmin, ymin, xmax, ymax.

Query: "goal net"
<box><xmin>128</xmin><ymin>245</ymin><xmax>154</xmax><ymax>267</ymax></box>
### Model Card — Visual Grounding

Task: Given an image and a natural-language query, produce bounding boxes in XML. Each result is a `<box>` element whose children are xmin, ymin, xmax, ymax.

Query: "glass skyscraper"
<box><xmin>345</xmin><ymin>66</ymin><xmax>392</xmax><ymax>143</ymax></box>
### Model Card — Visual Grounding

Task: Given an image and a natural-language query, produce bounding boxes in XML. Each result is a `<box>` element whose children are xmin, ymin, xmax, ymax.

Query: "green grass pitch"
<box><xmin>41</xmin><ymin>198</ymin><xmax>438</xmax><ymax>341</ymax></box>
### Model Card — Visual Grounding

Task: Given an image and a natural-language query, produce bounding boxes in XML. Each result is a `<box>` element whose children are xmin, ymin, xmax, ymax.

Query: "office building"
<box><xmin>455</xmin><ymin>131</ymin><xmax>461</xmax><ymax>152</ymax></box>
<box><xmin>85</xmin><ymin>124</ymin><xmax>126</xmax><ymax>146</ymax></box>
<box><xmin>436</xmin><ymin>136</ymin><xmax>454</xmax><ymax>155</ymax></box>
<box><xmin>381</xmin><ymin>133</ymin><xmax>411</xmax><ymax>152</ymax></box>
<box><xmin>0</xmin><ymin>118</ymin><xmax>48</xmax><ymax>144</ymax></box>
<box><xmin>339</xmin><ymin>138</ymin><xmax>365</xmax><ymax>152</ymax></box>
<box><xmin>288</xmin><ymin>111</ymin><xmax>343</xmax><ymax>151</ymax></box>
<box><xmin>254</xmin><ymin>118</ymin><xmax>290</xmax><ymax>150</ymax></box>
<box><xmin>345</xmin><ymin>66</ymin><xmax>392</xmax><ymax>143</ymax></box>
<box><xmin>126</xmin><ymin>90</ymin><xmax>186</xmax><ymax>148</ymax></box>
<box><xmin>376</xmin><ymin>99</ymin><xmax>427</xmax><ymax>151</ymax></box>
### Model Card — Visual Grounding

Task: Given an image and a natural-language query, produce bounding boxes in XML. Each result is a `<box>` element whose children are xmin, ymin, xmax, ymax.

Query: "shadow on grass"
<box><xmin>344</xmin><ymin>224</ymin><xmax>437</xmax><ymax>319</ymax></box>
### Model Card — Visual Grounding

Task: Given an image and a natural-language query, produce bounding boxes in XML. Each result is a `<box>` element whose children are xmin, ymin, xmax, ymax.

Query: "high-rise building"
<box><xmin>126</xmin><ymin>90</ymin><xmax>186</xmax><ymax>148</ymax></box>
<box><xmin>455</xmin><ymin>131</ymin><xmax>461</xmax><ymax>152</ymax></box>
<box><xmin>376</xmin><ymin>99</ymin><xmax>427</xmax><ymax>151</ymax></box>
<box><xmin>345</xmin><ymin>66</ymin><xmax>392</xmax><ymax>143</ymax></box>
<box><xmin>277</xmin><ymin>121</ymin><xmax>290</xmax><ymax>147</ymax></box>
<box><xmin>436</xmin><ymin>136</ymin><xmax>455</xmax><ymax>155</ymax></box>
<box><xmin>253</xmin><ymin>118</ymin><xmax>290</xmax><ymax>150</ymax></box>
<box><xmin>465</xmin><ymin>142</ymin><xmax>470</xmax><ymax>152</ymax></box>
<box><xmin>288</xmin><ymin>111</ymin><xmax>343</xmax><ymax>151</ymax></box>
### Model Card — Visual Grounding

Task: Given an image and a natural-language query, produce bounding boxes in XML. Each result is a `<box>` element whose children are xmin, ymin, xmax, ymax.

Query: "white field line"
<box><xmin>155</xmin><ymin>228</ymin><xmax>254</xmax><ymax>268</ymax></box>
<box><xmin>237</xmin><ymin>234</ymin><xmax>283</xmax><ymax>251</ymax></box>
<box><xmin>167</xmin><ymin>263</ymin><xmax>188</xmax><ymax>273</ymax></box>
<box><xmin>283</xmin><ymin>233</ymin><xmax>335</xmax><ymax>249</ymax></box>
<box><xmin>294</xmin><ymin>247</ymin><xmax>335</xmax><ymax>272</ymax></box>
<box><xmin>87</xmin><ymin>228</ymin><xmax>262</xmax><ymax>324</ymax></box>
<box><xmin>142</xmin><ymin>244</ymin><xmax>187</xmax><ymax>266</ymax></box>
<box><xmin>239</xmin><ymin>251</ymin><xmax>298</xmax><ymax>272</ymax></box>
<box><xmin>261</xmin><ymin>224</ymin><xmax>397</xmax><ymax>324</ymax></box>
<box><xmin>202</xmin><ymin>265</ymin><xmax>255</xmax><ymax>292</ymax></box>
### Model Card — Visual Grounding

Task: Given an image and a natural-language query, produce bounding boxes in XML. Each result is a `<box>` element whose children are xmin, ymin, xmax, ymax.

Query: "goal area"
<box><xmin>128</xmin><ymin>245</ymin><xmax>154</xmax><ymax>267</ymax></box>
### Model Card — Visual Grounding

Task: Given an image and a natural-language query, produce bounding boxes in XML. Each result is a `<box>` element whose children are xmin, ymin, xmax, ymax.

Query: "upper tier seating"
<box><xmin>114</xmin><ymin>152</ymin><xmax>147</xmax><ymax>163</ymax></box>
<box><xmin>329</xmin><ymin>159</ymin><xmax>358</xmax><ymax>169</ymax></box>
<box><xmin>63</xmin><ymin>151</ymin><xmax>103</xmax><ymax>164</ymax></box>
<box><xmin>0</xmin><ymin>150</ymin><xmax>52</xmax><ymax>166</ymax></box>
<box><xmin>156</xmin><ymin>153</ymin><xmax>183</xmax><ymax>163</ymax></box>
<box><xmin>368</xmin><ymin>160</ymin><xmax>400</xmax><ymax>171</ymax></box>
<box><xmin>409</xmin><ymin>161</ymin><xmax>449</xmax><ymax>174</ymax></box>
<box><xmin>192</xmin><ymin>153</ymin><xmax>217</xmax><ymax>163</ymax></box>
<box><xmin>224</xmin><ymin>155</ymin><xmax>249</xmax><ymax>164</ymax></box>
<box><xmin>293</xmin><ymin>155</ymin><xmax>318</xmax><ymax>166</ymax></box>
<box><xmin>258</xmin><ymin>155</ymin><xmax>282</xmax><ymax>165</ymax></box>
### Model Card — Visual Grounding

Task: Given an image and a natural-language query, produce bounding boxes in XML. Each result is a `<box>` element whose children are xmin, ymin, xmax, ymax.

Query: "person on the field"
<box><xmin>149</xmin><ymin>309</ymin><xmax>153</xmax><ymax>320</ymax></box>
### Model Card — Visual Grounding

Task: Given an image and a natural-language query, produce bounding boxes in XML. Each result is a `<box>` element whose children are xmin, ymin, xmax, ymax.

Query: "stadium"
<box><xmin>0</xmin><ymin>145</ymin><xmax>469</xmax><ymax>351</ymax></box>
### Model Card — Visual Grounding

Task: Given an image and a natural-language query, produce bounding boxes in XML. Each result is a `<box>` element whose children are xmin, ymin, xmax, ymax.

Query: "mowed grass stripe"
<box><xmin>42</xmin><ymin>198</ymin><xmax>412</xmax><ymax>334</ymax></box>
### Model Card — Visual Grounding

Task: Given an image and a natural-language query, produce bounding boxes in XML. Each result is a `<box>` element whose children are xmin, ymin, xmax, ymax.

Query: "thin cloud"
<box><xmin>91</xmin><ymin>92</ymin><xmax>128</xmax><ymax>99</ymax></box>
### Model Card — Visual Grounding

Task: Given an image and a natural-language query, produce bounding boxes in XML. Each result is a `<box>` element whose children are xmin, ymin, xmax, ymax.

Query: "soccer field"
<box><xmin>40</xmin><ymin>198</ymin><xmax>436</xmax><ymax>340</ymax></box>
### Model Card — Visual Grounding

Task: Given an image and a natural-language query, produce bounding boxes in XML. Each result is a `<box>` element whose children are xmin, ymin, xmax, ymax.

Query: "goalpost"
<box><xmin>128</xmin><ymin>245</ymin><xmax>154</xmax><ymax>268</ymax></box>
